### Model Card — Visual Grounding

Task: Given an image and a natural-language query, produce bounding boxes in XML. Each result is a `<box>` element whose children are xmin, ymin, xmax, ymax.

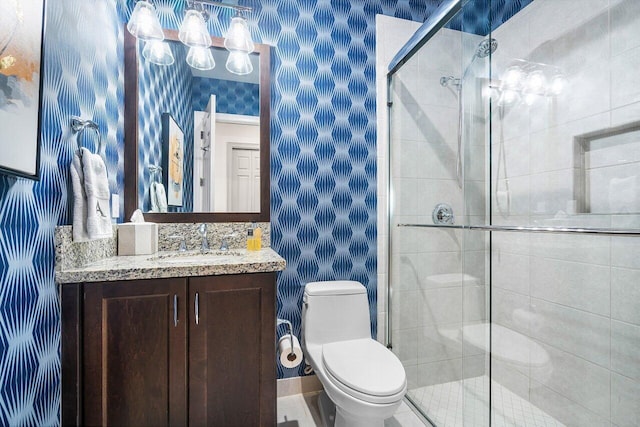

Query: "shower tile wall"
<box><xmin>383</xmin><ymin>21</ymin><xmax>489</xmax><ymax>390</ymax></box>
<box><xmin>490</xmin><ymin>0</ymin><xmax>640</xmax><ymax>425</ymax></box>
<box><xmin>375</xmin><ymin>14</ymin><xmax>422</xmax><ymax>345</ymax></box>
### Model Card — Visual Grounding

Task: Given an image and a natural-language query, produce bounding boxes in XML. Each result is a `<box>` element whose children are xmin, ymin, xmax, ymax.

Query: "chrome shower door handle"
<box><xmin>173</xmin><ymin>294</ymin><xmax>178</xmax><ymax>327</ymax></box>
<box><xmin>194</xmin><ymin>292</ymin><xmax>199</xmax><ymax>325</ymax></box>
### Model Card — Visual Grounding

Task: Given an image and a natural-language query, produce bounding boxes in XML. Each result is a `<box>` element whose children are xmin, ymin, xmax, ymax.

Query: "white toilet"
<box><xmin>301</xmin><ymin>280</ymin><xmax>407</xmax><ymax>427</ymax></box>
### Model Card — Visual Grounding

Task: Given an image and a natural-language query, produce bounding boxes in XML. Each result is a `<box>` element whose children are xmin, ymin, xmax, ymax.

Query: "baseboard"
<box><xmin>277</xmin><ymin>375</ymin><xmax>323</xmax><ymax>397</ymax></box>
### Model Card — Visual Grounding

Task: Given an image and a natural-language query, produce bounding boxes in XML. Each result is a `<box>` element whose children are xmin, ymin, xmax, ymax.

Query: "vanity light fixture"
<box><xmin>128</xmin><ymin>0</ymin><xmax>255</xmax><ymax>75</ymax></box>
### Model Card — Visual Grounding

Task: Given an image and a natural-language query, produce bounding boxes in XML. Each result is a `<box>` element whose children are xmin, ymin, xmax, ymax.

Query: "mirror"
<box><xmin>124</xmin><ymin>29</ymin><xmax>270</xmax><ymax>222</ymax></box>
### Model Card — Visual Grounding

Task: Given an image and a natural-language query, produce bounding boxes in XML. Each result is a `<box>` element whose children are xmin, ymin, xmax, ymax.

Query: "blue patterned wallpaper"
<box><xmin>192</xmin><ymin>77</ymin><xmax>260</xmax><ymax>116</ymax></box>
<box><xmin>137</xmin><ymin>41</ymin><xmax>194</xmax><ymax>213</ymax></box>
<box><xmin>0</xmin><ymin>0</ymin><xmax>537</xmax><ymax>421</ymax></box>
<box><xmin>0</xmin><ymin>0</ymin><xmax>124</xmax><ymax>423</ymax></box>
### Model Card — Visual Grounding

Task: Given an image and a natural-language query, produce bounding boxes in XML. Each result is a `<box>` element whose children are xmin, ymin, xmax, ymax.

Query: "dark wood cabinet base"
<box><xmin>61</xmin><ymin>273</ymin><xmax>276</xmax><ymax>426</ymax></box>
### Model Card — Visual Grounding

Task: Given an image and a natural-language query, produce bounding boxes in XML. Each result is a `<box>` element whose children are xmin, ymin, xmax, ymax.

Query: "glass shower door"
<box><xmin>388</xmin><ymin>1</ymin><xmax>490</xmax><ymax>424</ymax></box>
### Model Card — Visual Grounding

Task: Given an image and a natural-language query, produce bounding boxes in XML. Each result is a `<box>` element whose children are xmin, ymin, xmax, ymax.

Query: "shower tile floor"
<box><xmin>409</xmin><ymin>375</ymin><xmax>565</xmax><ymax>427</ymax></box>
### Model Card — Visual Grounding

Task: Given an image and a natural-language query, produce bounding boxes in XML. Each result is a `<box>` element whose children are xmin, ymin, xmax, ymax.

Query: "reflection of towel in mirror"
<box><xmin>150</xmin><ymin>182</ymin><xmax>168</xmax><ymax>213</ymax></box>
<box><xmin>71</xmin><ymin>149</ymin><xmax>90</xmax><ymax>241</ymax></box>
<box><xmin>150</xmin><ymin>182</ymin><xmax>160</xmax><ymax>212</ymax></box>
<box><xmin>82</xmin><ymin>150</ymin><xmax>112</xmax><ymax>239</ymax></box>
<box><xmin>155</xmin><ymin>182</ymin><xmax>168</xmax><ymax>213</ymax></box>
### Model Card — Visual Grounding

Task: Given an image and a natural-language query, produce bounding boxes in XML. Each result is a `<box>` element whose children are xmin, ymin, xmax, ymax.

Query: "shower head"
<box><xmin>475</xmin><ymin>38</ymin><xmax>498</xmax><ymax>58</ymax></box>
<box><xmin>440</xmin><ymin>38</ymin><xmax>498</xmax><ymax>90</ymax></box>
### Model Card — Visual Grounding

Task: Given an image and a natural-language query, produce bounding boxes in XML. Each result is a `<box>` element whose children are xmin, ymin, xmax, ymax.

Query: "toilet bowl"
<box><xmin>302</xmin><ymin>281</ymin><xmax>407</xmax><ymax>427</ymax></box>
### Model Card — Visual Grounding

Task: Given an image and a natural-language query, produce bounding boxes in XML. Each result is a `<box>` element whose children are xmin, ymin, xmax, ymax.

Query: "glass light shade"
<box><xmin>549</xmin><ymin>74</ymin><xmax>567</xmax><ymax>95</ymax></box>
<box><xmin>224</xmin><ymin>15</ymin><xmax>254</xmax><ymax>53</ymax></box>
<box><xmin>501</xmin><ymin>65</ymin><xmax>524</xmax><ymax>89</ymax></box>
<box><xmin>127</xmin><ymin>1</ymin><xmax>164</xmax><ymax>41</ymax></box>
<box><xmin>498</xmin><ymin>89</ymin><xmax>520</xmax><ymax>106</ymax></box>
<box><xmin>226</xmin><ymin>51</ymin><xmax>253</xmax><ymax>75</ymax></box>
<box><xmin>142</xmin><ymin>41</ymin><xmax>175</xmax><ymax>66</ymax></box>
<box><xmin>524</xmin><ymin>92</ymin><xmax>538</xmax><ymax>106</ymax></box>
<box><xmin>179</xmin><ymin>10</ymin><xmax>211</xmax><ymax>48</ymax></box>
<box><xmin>526</xmin><ymin>70</ymin><xmax>547</xmax><ymax>93</ymax></box>
<box><xmin>186</xmin><ymin>47</ymin><xmax>216</xmax><ymax>71</ymax></box>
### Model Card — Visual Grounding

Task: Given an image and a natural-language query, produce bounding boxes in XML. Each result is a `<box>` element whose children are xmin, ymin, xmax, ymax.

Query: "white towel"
<box><xmin>154</xmin><ymin>182</ymin><xmax>168</xmax><ymax>213</ymax></box>
<box><xmin>82</xmin><ymin>150</ymin><xmax>112</xmax><ymax>239</ymax></box>
<box><xmin>71</xmin><ymin>148</ymin><xmax>89</xmax><ymax>241</ymax></box>
<box><xmin>149</xmin><ymin>182</ymin><xmax>168</xmax><ymax>213</ymax></box>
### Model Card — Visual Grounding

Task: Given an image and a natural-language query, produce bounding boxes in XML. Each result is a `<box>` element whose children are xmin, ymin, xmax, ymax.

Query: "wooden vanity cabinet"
<box><xmin>189</xmin><ymin>273</ymin><xmax>276</xmax><ymax>426</ymax></box>
<box><xmin>61</xmin><ymin>272</ymin><xmax>276</xmax><ymax>427</ymax></box>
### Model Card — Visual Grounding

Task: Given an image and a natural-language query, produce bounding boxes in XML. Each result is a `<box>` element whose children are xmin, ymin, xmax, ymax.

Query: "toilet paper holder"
<box><xmin>277</xmin><ymin>318</ymin><xmax>295</xmax><ymax>357</ymax></box>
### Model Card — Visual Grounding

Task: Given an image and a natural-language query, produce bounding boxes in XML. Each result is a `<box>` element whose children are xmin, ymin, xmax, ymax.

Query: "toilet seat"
<box><xmin>322</xmin><ymin>338</ymin><xmax>406</xmax><ymax>405</ymax></box>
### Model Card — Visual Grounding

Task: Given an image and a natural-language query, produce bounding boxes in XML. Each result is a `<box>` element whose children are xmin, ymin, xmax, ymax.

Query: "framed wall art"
<box><xmin>162</xmin><ymin>112</ymin><xmax>184</xmax><ymax>207</ymax></box>
<box><xmin>0</xmin><ymin>0</ymin><xmax>46</xmax><ymax>180</ymax></box>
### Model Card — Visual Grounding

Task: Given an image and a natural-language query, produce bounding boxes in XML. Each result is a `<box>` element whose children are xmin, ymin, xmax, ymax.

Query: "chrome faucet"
<box><xmin>198</xmin><ymin>223</ymin><xmax>209</xmax><ymax>253</ymax></box>
<box><xmin>219</xmin><ymin>233</ymin><xmax>237</xmax><ymax>251</ymax></box>
<box><xmin>169</xmin><ymin>235</ymin><xmax>187</xmax><ymax>252</ymax></box>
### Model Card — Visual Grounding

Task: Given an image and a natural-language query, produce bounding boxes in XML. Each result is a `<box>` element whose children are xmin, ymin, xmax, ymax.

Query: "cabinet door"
<box><xmin>83</xmin><ymin>278</ymin><xmax>188</xmax><ymax>427</ymax></box>
<box><xmin>189</xmin><ymin>273</ymin><xmax>276</xmax><ymax>427</ymax></box>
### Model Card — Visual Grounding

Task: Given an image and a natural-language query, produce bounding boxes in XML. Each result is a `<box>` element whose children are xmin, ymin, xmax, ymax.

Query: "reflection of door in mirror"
<box><xmin>230</xmin><ymin>146</ymin><xmax>260</xmax><ymax>212</ymax></box>
<box><xmin>193</xmin><ymin>95</ymin><xmax>216</xmax><ymax>213</ymax></box>
<box><xmin>214</xmin><ymin>115</ymin><xmax>260</xmax><ymax>212</ymax></box>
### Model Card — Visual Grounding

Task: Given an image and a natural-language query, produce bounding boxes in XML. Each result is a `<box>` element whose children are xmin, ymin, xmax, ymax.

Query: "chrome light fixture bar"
<box><xmin>128</xmin><ymin>1</ymin><xmax>255</xmax><ymax>75</ymax></box>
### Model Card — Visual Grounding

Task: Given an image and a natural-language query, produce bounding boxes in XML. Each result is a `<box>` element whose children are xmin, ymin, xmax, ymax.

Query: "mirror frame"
<box><xmin>124</xmin><ymin>28</ymin><xmax>270</xmax><ymax>222</ymax></box>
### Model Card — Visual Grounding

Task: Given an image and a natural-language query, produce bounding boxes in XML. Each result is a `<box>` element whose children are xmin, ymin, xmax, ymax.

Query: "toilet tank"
<box><xmin>302</xmin><ymin>281</ymin><xmax>371</xmax><ymax>347</ymax></box>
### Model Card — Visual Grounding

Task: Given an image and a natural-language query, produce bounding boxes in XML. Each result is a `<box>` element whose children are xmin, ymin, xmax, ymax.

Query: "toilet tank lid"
<box><xmin>304</xmin><ymin>281</ymin><xmax>366</xmax><ymax>296</ymax></box>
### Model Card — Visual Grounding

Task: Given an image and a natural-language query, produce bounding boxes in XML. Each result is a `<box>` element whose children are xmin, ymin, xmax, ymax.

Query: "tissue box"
<box><xmin>118</xmin><ymin>223</ymin><xmax>158</xmax><ymax>256</ymax></box>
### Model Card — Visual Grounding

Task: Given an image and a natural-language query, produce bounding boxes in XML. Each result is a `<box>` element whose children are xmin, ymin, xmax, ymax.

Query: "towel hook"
<box><xmin>149</xmin><ymin>165</ymin><xmax>163</xmax><ymax>183</ymax></box>
<box><xmin>71</xmin><ymin>117</ymin><xmax>103</xmax><ymax>156</ymax></box>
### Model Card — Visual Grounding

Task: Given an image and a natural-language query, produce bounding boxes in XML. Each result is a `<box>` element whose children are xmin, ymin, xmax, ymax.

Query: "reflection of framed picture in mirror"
<box><xmin>0</xmin><ymin>0</ymin><xmax>46</xmax><ymax>180</ymax></box>
<box><xmin>162</xmin><ymin>113</ymin><xmax>184</xmax><ymax>207</ymax></box>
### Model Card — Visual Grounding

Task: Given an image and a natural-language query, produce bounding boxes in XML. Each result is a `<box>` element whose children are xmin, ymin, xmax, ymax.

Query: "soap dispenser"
<box><xmin>253</xmin><ymin>222</ymin><xmax>262</xmax><ymax>251</ymax></box>
<box><xmin>247</xmin><ymin>228</ymin><xmax>255</xmax><ymax>251</ymax></box>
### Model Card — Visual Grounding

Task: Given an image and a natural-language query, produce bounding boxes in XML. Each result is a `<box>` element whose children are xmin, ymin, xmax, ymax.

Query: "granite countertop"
<box><xmin>56</xmin><ymin>247</ymin><xmax>286</xmax><ymax>284</ymax></box>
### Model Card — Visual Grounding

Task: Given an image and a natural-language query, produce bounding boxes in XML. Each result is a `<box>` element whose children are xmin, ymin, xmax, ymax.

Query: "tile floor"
<box><xmin>278</xmin><ymin>376</ymin><xmax>565</xmax><ymax>427</ymax></box>
<box><xmin>409</xmin><ymin>376</ymin><xmax>565</xmax><ymax>427</ymax></box>
<box><xmin>277</xmin><ymin>392</ymin><xmax>427</xmax><ymax>427</ymax></box>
